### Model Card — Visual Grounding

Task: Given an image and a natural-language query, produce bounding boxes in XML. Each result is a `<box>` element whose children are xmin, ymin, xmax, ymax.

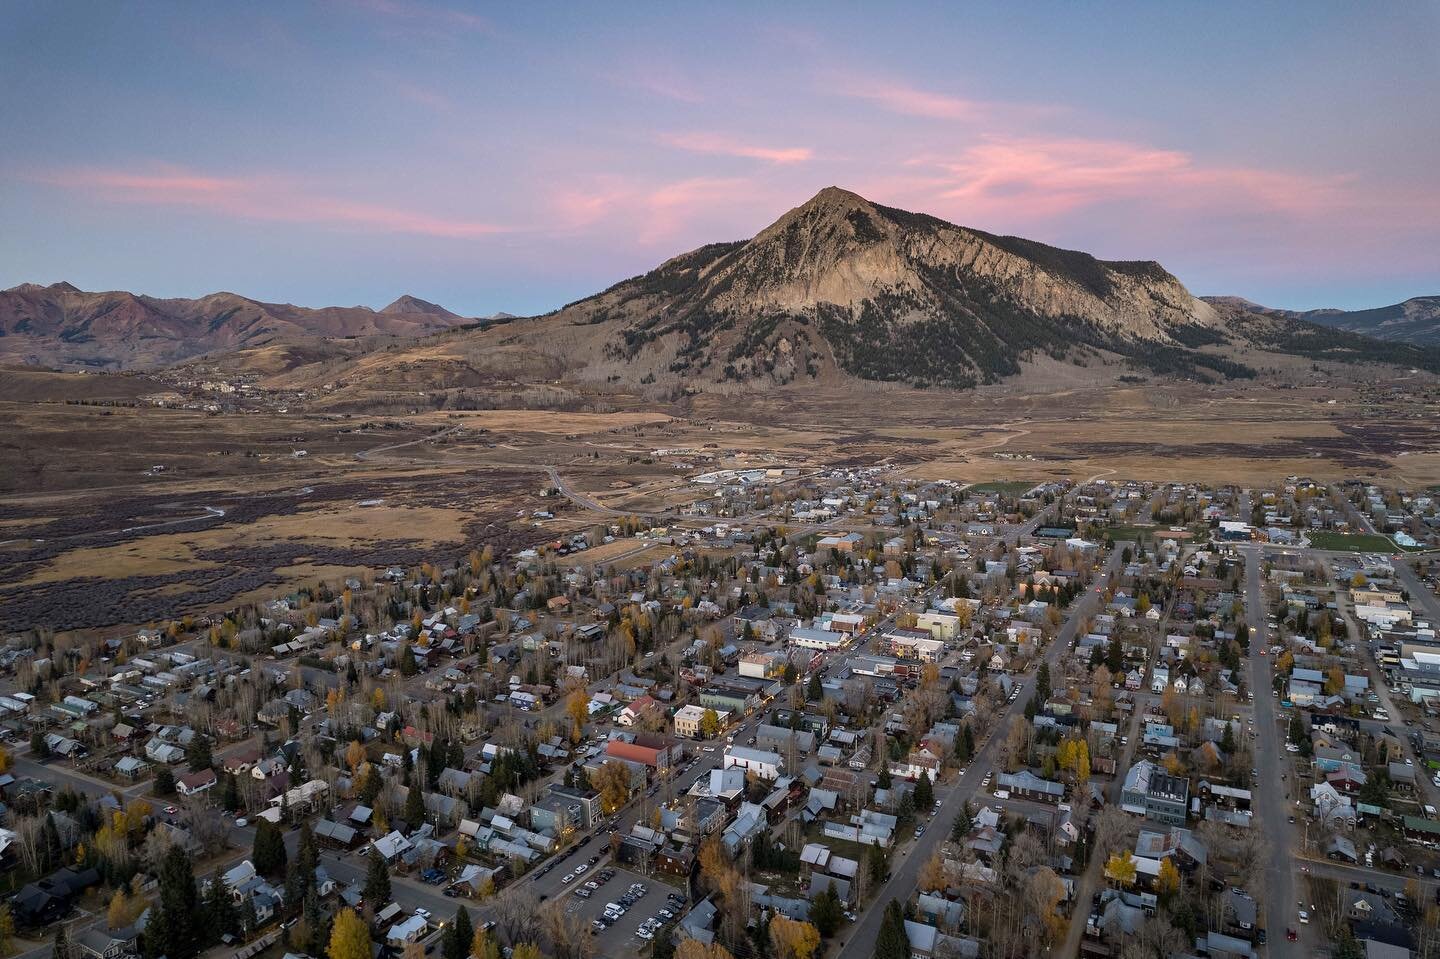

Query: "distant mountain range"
<box><xmin>5</xmin><ymin>188</ymin><xmax>1438</xmax><ymax>391</ymax></box>
<box><xmin>1205</xmin><ymin>295</ymin><xmax>1440</xmax><ymax>347</ymax></box>
<box><xmin>0</xmin><ymin>282</ymin><xmax>480</xmax><ymax>369</ymax></box>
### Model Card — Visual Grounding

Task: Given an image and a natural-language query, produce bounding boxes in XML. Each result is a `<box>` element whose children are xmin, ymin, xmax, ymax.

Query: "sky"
<box><xmin>1</xmin><ymin>1</ymin><xmax>1437</xmax><ymax>316</ymax></box>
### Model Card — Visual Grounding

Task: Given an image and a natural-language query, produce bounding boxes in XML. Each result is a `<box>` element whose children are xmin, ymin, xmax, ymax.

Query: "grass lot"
<box><xmin>1306</xmin><ymin>530</ymin><xmax>1400</xmax><ymax>552</ymax></box>
<box><xmin>968</xmin><ymin>480</ymin><xmax>1037</xmax><ymax>496</ymax></box>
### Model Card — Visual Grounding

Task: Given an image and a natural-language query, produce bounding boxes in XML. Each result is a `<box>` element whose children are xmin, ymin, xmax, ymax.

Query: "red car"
<box><xmin>1286</xmin><ymin>929</ymin><xmax>1298</xmax><ymax>941</ymax></box>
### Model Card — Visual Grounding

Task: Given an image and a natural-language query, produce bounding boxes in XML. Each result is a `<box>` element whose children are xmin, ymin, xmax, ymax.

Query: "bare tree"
<box><xmin>491</xmin><ymin>886</ymin><xmax>539</xmax><ymax>946</ymax></box>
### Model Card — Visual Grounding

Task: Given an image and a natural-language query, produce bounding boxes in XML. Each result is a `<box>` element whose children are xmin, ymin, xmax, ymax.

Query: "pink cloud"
<box><xmin>546</xmin><ymin>175</ymin><xmax>776</xmax><ymax>246</ymax></box>
<box><xmin>840</xmin><ymin>79</ymin><xmax>984</xmax><ymax>120</ymax></box>
<box><xmin>659</xmin><ymin>132</ymin><xmax>813</xmax><ymax>165</ymax></box>
<box><xmin>39</xmin><ymin>166</ymin><xmax>508</xmax><ymax>239</ymax></box>
<box><xmin>918</xmin><ymin>135</ymin><xmax>1349</xmax><ymax>223</ymax></box>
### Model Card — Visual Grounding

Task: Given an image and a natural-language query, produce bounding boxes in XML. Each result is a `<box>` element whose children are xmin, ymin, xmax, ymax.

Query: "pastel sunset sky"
<box><xmin>2</xmin><ymin>1</ymin><xmax>1437</xmax><ymax>315</ymax></box>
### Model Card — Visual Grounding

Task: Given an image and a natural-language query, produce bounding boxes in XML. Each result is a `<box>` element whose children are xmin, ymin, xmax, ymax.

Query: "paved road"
<box><xmin>1240</xmin><ymin>527</ymin><xmax>1303</xmax><ymax>956</ymax></box>
<box><xmin>834</xmin><ymin>542</ymin><xmax>1125</xmax><ymax>959</ymax></box>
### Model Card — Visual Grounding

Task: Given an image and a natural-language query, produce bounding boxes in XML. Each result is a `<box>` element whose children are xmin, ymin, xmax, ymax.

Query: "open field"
<box><xmin>3</xmin><ymin>369</ymin><xmax>1439</xmax><ymax>635</ymax></box>
<box><xmin>1304</xmin><ymin>531</ymin><xmax>1402</xmax><ymax>552</ymax></box>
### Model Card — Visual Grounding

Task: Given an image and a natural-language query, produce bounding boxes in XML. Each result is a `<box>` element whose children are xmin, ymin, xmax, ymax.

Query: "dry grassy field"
<box><xmin>2</xmin><ymin>370</ymin><xmax>1438</xmax><ymax>635</ymax></box>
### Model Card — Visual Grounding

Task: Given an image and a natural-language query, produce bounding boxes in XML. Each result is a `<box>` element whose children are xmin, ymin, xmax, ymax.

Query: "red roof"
<box><xmin>605</xmin><ymin>740</ymin><xmax>662</xmax><ymax>766</ymax></box>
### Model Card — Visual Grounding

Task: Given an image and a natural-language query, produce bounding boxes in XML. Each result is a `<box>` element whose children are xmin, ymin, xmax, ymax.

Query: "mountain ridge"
<box><xmin>1203</xmin><ymin>294</ymin><xmax>1440</xmax><ymax>347</ymax></box>
<box><xmin>0</xmin><ymin>281</ymin><xmax>478</xmax><ymax>369</ymax></box>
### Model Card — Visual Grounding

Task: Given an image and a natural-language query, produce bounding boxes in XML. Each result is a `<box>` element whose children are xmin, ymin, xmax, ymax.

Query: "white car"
<box><xmin>562</xmin><ymin>873</ymin><xmax>576</xmax><ymax>884</ymax></box>
<box><xmin>1298</xmin><ymin>910</ymin><xmax>1310</xmax><ymax>924</ymax></box>
<box><xmin>575</xmin><ymin>863</ymin><xmax>589</xmax><ymax>874</ymax></box>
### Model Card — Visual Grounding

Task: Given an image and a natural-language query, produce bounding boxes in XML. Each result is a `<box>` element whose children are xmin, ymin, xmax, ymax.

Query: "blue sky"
<box><xmin>1</xmin><ymin>1</ymin><xmax>1436</xmax><ymax>315</ymax></box>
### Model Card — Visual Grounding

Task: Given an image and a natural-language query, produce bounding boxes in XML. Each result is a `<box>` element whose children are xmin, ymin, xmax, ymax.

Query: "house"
<box><xmin>724</xmin><ymin>746</ymin><xmax>784</xmax><ymax>780</ymax></box>
<box><xmin>76</xmin><ymin>927</ymin><xmax>137</xmax><ymax>959</ymax></box>
<box><xmin>618</xmin><ymin>696</ymin><xmax>660</xmax><ymax>728</ymax></box>
<box><xmin>674</xmin><ymin>704</ymin><xmax>727</xmax><ymax>739</ymax></box>
<box><xmin>1120</xmin><ymin>760</ymin><xmax>1188</xmax><ymax>826</ymax></box>
<box><xmin>176</xmin><ymin>769</ymin><xmax>218</xmax><ymax>797</ymax></box>
<box><xmin>386</xmin><ymin>914</ymin><xmax>428</xmax><ymax>946</ymax></box>
<box><xmin>996</xmin><ymin>770</ymin><xmax>1065</xmax><ymax>803</ymax></box>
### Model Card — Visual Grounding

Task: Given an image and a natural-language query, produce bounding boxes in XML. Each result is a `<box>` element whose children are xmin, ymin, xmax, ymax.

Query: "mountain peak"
<box><xmin>803</xmin><ymin>185</ymin><xmax>872</xmax><ymax>210</ymax></box>
<box><xmin>380</xmin><ymin>294</ymin><xmax>457</xmax><ymax>318</ymax></box>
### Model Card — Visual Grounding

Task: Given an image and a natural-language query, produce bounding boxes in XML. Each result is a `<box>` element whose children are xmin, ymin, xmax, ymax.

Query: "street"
<box><xmin>834</xmin><ymin>539</ymin><xmax>1125</xmax><ymax>959</ymax></box>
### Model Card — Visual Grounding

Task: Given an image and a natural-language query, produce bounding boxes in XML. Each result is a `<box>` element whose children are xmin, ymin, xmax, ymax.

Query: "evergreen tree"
<box><xmin>253</xmin><ymin>818</ymin><xmax>287</xmax><ymax>877</ymax></box>
<box><xmin>950</xmin><ymin>809</ymin><xmax>971</xmax><ymax>843</ymax></box>
<box><xmin>400</xmin><ymin>643</ymin><xmax>419</xmax><ymax>677</ymax></box>
<box><xmin>896</xmin><ymin>791</ymin><xmax>916</xmax><ymax>828</ymax></box>
<box><xmin>238</xmin><ymin>896</ymin><xmax>258</xmax><ymax>935</ymax></box>
<box><xmin>187</xmin><ymin>733</ymin><xmax>213</xmax><ymax>772</ymax></box>
<box><xmin>219</xmin><ymin>771</ymin><xmax>241</xmax><ymax>812</ymax></box>
<box><xmin>875</xmin><ymin>900</ymin><xmax>909</xmax><ymax>959</ymax></box>
<box><xmin>807</xmin><ymin>673</ymin><xmax>823</xmax><ymax>702</ymax></box>
<box><xmin>1035</xmin><ymin>663</ymin><xmax>1051</xmax><ymax>703</ymax></box>
<box><xmin>808</xmin><ymin>884</ymin><xmax>842</xmax><ymax>938</ymax></box>
<box><xmin>287</xmin><ymin>822</ymin><xmax>318</xmax><ymax>909</ymax></box>
<box><xmin>913</xmin><ymin>774</ymin><xmax>933</xmax><ymax>808</ymax></box>
<box><xmin>403</xmin><ymin>784</ymin><xmax>426</xmax><ymax>830</ymax></box>
<box><xmin>443</xmin><ymin>906</ymin><xmax>472</xmax><ymax>959</ymax></box>
<box><xmin>155</xmin><ymin>767</ymin><xmax>176</xmax><ymax>796</ymax></box>
<box><xmin>304</xmin><ymin>888</ymin><xmax>328</xmax><ymax>957</ymax></box>
<box><xmin>205</xmin><ymin>870</ymin><xmax>240</xmax><ymax>945</ymax></box>
<box><xmin>143</xmin><ymin>846</ymin><xmax>201</xmax><ymax>959</ymax></box>
<box><xmin>363</xmin><ymin>850</ymin><xmax>391</xmax><ymax>906</ymax></box>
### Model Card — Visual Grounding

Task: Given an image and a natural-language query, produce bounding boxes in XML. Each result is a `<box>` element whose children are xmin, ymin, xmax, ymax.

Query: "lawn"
<box><xmin>968</xmin><ymin>480</ymin><xmax>1037</xmax><ymax>497</ymax></box>
<box><xmin>1306</xmin><ymin>530</ymin><xmax>1400</xmax><ymax>553</ymax></box>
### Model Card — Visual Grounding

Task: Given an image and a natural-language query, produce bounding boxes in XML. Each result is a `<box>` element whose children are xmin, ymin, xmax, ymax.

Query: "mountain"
<box><xmin>0</xmin><ymin>282</ymin><xmax>474</xmax><ymax>369</ymax></box>
<box><xmin>298</xmin><ymin>187</ymin><xmax>1440</xmax><ymax>406</ymax></box>
<box><xmin>423</xmin><ymin>186</ymin><xmax>1255</xmax><ymax>391</ymax></box>
<box><xmin>380</xmin><ymin>294</ymin><xmax>459</xmax><ymax>319</ymax></box>
<box><xmin>1205</xmin><ymin>294</ymin><xmax>1440</xmax><ymax>347</ymax></box>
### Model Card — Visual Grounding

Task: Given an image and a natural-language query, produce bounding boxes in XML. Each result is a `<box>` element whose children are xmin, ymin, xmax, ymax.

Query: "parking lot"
<box><xmin>558</xmin><ymin>866</ymin><xmax>687</xmax><ymax>955</ymax></box>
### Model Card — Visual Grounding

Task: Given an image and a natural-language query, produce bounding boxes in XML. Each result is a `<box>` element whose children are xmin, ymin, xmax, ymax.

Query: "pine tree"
<box><xmin>808</xmin><ymin>884</ymin><xmax>842</xmax><ymax>938</ymax></box>
<box><xmin>875</xmin><ymin>900</ymin><xmax>909</xmax><ymax>959</ymax></box>
<box><xmin>143</xmin><ymin>846</ymin><xmax>201</xmax><ymax>959</ymax></box>
<box><xmin>187</xmin><ymin>733</ymin><xmax>213</xmax><ymax>772</ymax></box>
<box><xmin>205</xmin><ymin>870</ymin><xmax>239</xmax><ymax>945</ymax></box>
<box><xmin>218</xmin><ymin>770</ymin><xmax>240</xmax><ymax>811</ymax></box>
<box><xmin>913</xmin><ymin>773</ymin><xmax>933</xmax><ymax>808</ymax></box>
<box><xmin>253</xmin><ymin>818</ymin><xmax>287</xmax><ymax>877</ymax></box>
<box><xmin>363</xmin><ymin>850</ymin><xmax>391</xmax><ymax>906</ymax></box>
<box><xmin>403</xmin><ymin>784</ymin><xmax>426</xmax><ymax>830</ymax></box>
<box><xmin>155</xmin><ymin>766</ymin><xmax>176</xmax><ymax>796</ymax></box>
<box><xmin>287</xmin><ymin>822</ymin><xmax>318</xmax><ymax>909</ymax></box>
<box><xmin>950</xmin><ymin>809</ymin><xmax>970</xmax><ymax>842</ymax></box>
<box><xmin>443</xmin><ymin>906</ymin><xmax>472</xmax><ymax>959</ymax></box>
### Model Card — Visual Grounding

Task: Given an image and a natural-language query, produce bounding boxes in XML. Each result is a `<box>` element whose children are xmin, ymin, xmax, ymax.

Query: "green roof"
<box><xmin>1403</xmin><ymin>815</ymin><xmax>1440</xmax><ymax>835</ymax></box>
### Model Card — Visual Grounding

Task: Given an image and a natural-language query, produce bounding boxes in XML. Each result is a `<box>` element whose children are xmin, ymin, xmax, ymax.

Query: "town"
<box><xmin>1</xmin><ymin>470</ymin><xmax>1439</xmax><ymax>959</ymax></box>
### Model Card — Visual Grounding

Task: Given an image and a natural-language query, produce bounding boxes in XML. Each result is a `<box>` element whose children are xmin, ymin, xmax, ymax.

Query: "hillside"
<box><xmin>1206</xmin><ymin>294</ymin><xmax>1440</xmax><ymax>347</ymax></box>
<box><xmin>534</xmin><ymin>186</ymin><xmax>1241</xmax><ymax>390</ymax></box>
<box><xmin>0</xmin><ymin>282</ymin><xmax>475</xmax><ymax>369</ymax></box>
